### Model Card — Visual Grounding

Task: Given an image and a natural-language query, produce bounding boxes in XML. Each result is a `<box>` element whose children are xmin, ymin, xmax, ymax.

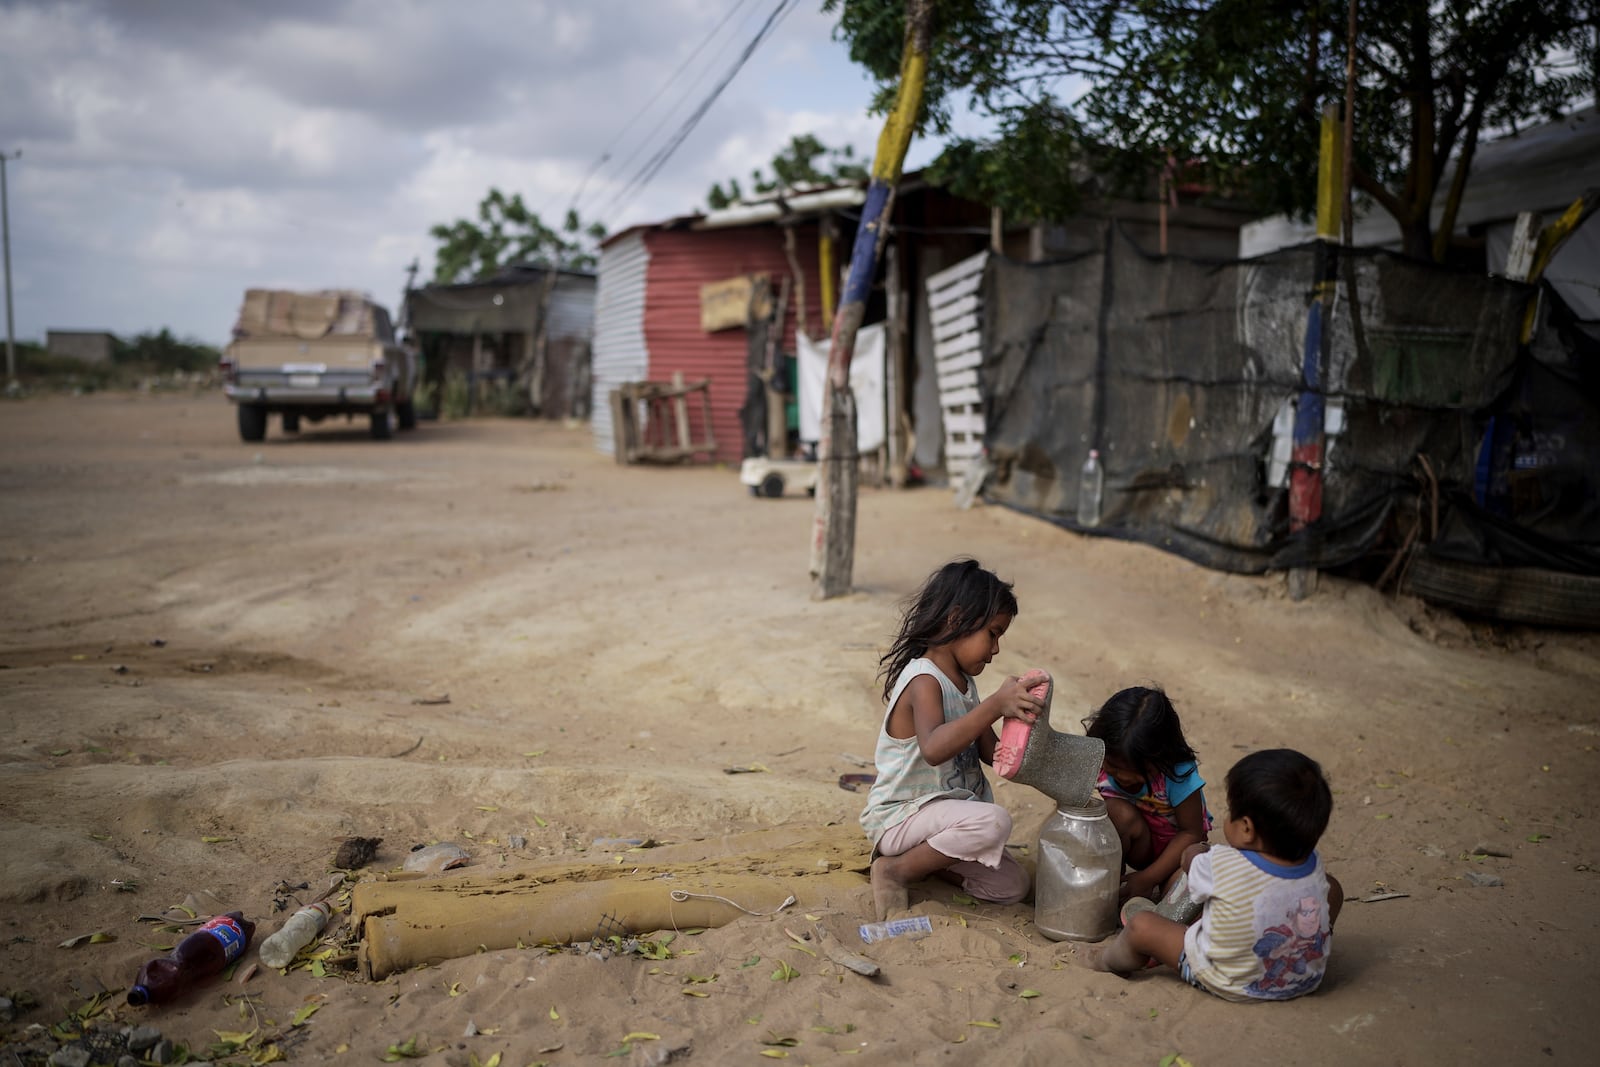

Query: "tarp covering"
<box><xmin>797</xmin><ymin>324</ymin><xmax>887</xmax><ymax>453</ymax></box>
<box><xmin>976</xmin><ymin>225</ymin><xmax>1600</xmax><ymax>576</ymax></box>
<box><xmin>406</xmin><ymin>267</ymin><xmax>596</xmax><ymax>337</ymax></box>
<box><xmin>1444</xmin><ymin>290</ymin><xmax>1600</xmax><ymax>572</ymax></box>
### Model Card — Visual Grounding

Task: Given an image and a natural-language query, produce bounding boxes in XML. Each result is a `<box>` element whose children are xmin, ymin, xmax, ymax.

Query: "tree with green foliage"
<box><xmin>707</xmin><ymin>133</ymin><xmax>871</xmax><ymax>209</ymax></box>
<box><xmin>827</xmin><ymin>0</ymin><xmax>1599</xmax><ymax>260</ymax></box>
<box><xmin>114</xmin><ymin>328</ymin><xmax>220</xmax><ymax>373</ymax></box>
<box><xmin>429</xmin><ymin>189</ymin><xmax>606</xmax><ymax>283</ymax></box>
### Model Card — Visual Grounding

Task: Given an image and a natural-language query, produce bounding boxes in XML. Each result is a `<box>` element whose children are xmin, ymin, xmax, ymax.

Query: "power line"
<box><xmin>564</xmin><ymin>0</ymin><xmax>758</xmax><ymax>221</ymax></box>
<box><xmin>595</xmin><ymin>0</ymin><xmax>799</xmax><ymax>225</ymax></box>
<box><xmin>579</xmin><ymin>1</ymin><xmax>759</xmax><ymax>219</ymax></box>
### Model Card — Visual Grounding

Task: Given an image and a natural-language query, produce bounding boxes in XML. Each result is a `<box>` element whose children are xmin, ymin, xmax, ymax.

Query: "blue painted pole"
<box><xmin>810</xmin><ymin>1</ymin><xmax>932</xmax><ymax>598</ymax></box>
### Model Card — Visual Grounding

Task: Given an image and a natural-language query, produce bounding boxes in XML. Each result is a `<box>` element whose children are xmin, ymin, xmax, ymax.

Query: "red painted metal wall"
<box><xmin>642</xmin><ymin>225</ymin><xmax>825</xmax><ymax>463</ymax></box>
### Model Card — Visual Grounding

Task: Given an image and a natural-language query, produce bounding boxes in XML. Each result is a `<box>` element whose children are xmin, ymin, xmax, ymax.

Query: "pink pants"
<box><xmin>877</xmin><ymin>798</ymin><xmax>1030</xmax><ymax>905</ymax></box>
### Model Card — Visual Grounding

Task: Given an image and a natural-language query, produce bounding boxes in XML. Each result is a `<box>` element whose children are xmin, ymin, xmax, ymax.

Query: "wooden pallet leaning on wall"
<box><xmin>608</xmin><ymin>372</ymin><xmax>718</xmax><ymax>464</ymax></box>
<box><xmin>925</xmin><ymin>251</ymin><xmax>988</xmax><ymax>481</ymax></box>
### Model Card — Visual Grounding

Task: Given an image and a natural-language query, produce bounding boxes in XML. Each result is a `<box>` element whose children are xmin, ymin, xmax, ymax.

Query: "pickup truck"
<box><xmin>220</xmin><ymin>288</ymin><xmax>418</xmax><ymax>441</ymax></box>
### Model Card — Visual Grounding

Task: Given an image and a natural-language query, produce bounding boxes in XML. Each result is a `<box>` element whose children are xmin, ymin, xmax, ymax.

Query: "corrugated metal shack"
<box><xmin>592</xmin><ymin>180</ymin><xmax>1003</xmax><ymax>472</ymax></box>
<box><xmin>406</xmin><ymin>266</ymin><xmax>597</xmax><ymax>419</ymax></box>
<box><xmin>590</xmin><ymin>174</ymin><xmax>1255</xmax><ymax>476</ymax></box>
<box><xmin>593</xmin><ymin>218</ymin><xmax>828</xmax><ymax>465</ymax></box>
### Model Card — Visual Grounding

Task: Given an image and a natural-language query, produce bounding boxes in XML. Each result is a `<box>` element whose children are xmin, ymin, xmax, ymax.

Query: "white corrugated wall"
<box><xmin>590</xmin><ymin>232</ymin><xmax>651</xmax><ymax>456</ymax></box>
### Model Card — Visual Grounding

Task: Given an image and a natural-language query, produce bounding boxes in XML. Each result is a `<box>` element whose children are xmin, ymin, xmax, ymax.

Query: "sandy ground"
<box><xmin>1</xmin><ymin>391</ymin><xmax>1597</xmax><ymax>1066</ymax></box>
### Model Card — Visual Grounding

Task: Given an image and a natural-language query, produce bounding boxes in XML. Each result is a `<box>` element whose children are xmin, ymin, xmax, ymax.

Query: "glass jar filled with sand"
<box><xmin>1033</xmin><ymin>796</ymin><xmax>1122</xmax><ymax>942</ymax></box>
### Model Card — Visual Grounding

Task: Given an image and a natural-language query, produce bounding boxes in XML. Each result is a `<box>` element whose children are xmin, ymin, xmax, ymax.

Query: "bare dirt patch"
<box><xmin>1</xmin><ymin>392</ymin><xmax>1596</xmax><ymax>1064</ymax></box>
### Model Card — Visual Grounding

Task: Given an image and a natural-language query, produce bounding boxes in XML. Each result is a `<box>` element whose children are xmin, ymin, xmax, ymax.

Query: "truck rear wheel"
<box><xmin>370</xmin><ymin>408</ymin><xmax>394</xmax><ymax>440</ymax></box>
<box><xmin>238</xmin><ymin>404</ymin><xmax>267</xmax><ymax>442</ymax></box>
<box><xmin>282</xmin><ymin>412</ymin><xmax>301</xmax><ymax>433</ymax></box>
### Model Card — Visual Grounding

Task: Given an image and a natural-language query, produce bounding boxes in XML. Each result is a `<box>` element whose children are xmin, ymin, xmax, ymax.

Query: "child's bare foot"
<box><xmin>1088</xmin><ymin>929</ymin><xmax>1147</xmax><ymax>974</ymax></box>
<box><xmin>870</xmin><ymin>857</ymin><xmax>911</xmax><ymax>921</ymax></box>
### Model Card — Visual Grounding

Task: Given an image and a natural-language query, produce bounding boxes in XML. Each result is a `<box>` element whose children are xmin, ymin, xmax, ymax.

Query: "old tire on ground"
<box><xmin>1401</xmin><ymin>554</ymin><xmax>1600</xmax><ymax>629</ymax></box>
<box><xmin>396</xmin><ymin>399</ymin><xmax>417</xmax><ymax>431</ymax></box>
<box><xmin>282</xmin><ymin>412</ymin><xmax>301</xmax><ymax>433</ymax></box>
<box><xmin>370</xmin><ymin>408</ymin><xmax>394</xmax><ymax>440</ymax></box>
<box><xmin>238</xmin><ymin>403</ymin><xmax>267</xmax><ymax>442</ymax></box>
<box><xmin>760</xmin><ymin>473</ymin><xmax>785</xmax><ymax>498</ymax></box>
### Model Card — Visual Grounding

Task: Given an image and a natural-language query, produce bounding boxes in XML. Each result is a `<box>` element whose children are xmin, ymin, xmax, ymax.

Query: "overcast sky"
<box><xmin>1</xmin><ymin>0</ymin><xmax>974</xmax><ymax>347</ymax></box>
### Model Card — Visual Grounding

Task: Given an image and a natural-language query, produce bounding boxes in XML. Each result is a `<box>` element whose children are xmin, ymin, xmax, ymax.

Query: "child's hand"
<box><xmin>1122</xmin><ymin>869</ymin><xmax>1162</xmax><ymax>903</ymax></box>
<box><xmin>994</xmin><ymin>675</ymin><xmax>1045</xmax><ymax>723</ymax></box>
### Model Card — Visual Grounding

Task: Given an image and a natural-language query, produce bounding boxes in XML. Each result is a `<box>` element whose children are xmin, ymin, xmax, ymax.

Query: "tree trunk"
<box><xmin>810</xmin><ymin>0</ymin><xmax>933</xmax><ymax>598</ymax></box>
<box><xmin>1400</xmin><ymin>218</ymin><xmax>1434</xmax><ymax>261</ymax></box>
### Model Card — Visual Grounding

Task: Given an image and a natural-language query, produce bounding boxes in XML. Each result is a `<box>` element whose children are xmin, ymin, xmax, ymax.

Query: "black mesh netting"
<box><xmin>977</xmin><ymin>225</ymin><xmax>1598</xmax><ymax>578</ymax></box>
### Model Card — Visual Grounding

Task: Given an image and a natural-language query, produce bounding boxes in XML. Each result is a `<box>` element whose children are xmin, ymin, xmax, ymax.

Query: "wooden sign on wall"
<box><xmin>700</xmin><ymin>273</ymin><xmax>771</xmax><ymax>333</ymax></box>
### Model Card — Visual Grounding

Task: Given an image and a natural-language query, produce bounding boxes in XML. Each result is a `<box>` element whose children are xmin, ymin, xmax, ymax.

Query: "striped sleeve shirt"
<box><xmin>1183</xmin><ymin>845</ymin><xmax>1333</xmax><ymax>1001</ymax></box>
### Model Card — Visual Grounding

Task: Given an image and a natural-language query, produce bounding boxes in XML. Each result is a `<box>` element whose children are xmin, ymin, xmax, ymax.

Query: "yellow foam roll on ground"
<box><xmin>353</xmin><ymin>830</ymin><xmax>872</xmax><ymax>979</ymax></box>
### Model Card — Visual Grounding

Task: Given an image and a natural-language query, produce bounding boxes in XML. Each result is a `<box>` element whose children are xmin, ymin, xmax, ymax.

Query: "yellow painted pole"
<box><xmin>811</xmin><ymin>0</ymin><xmax>932</xmax><ymax>597</ymax></box>
<box><xmin>1316</xmin><ymin>103</ymin><xmax>1344</xmax><ymax>241</ymax></box>
<box><xmin>1288</xmin><ymin>103</ymin><xmax>1344</xmax><ymax>601</ymax></box>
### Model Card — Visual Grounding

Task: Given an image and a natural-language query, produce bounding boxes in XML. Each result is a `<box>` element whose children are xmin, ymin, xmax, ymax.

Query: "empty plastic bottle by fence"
<box><xmin>1077</xmin><ymin>449</ymin><xmax>1104</xmax><ymax>527</ymax></box>
<box><xmin>258</xmin><ymin>900</ymin><xmax>333</xmax><ymax>969</ymax></box>
<box><xmin>127</xmin><ymin>911</ymin><xmax>256</xmax><ymax>1006</ymax></box>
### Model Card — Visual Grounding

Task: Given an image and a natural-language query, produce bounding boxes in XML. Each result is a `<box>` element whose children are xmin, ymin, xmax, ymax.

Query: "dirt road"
<box><xmin>1</xmin><ymin>392</ymin><xmax>1596</xmax><ymax>1065</ymax></box>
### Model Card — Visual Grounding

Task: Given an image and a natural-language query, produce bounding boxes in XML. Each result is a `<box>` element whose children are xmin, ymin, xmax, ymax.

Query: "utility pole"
<box><xmin>397</xmin><ymin>256</ymin><xmax>419</xmax><ymax>334</ymax></box>
<box><xmin>810</xmin><ymin>0</ymin><xmax>933</xmax><ymax>598</ymax></box>
<box><xmin>1</xmin><ymin>148</ymin><xmax>19</xmax><ymax>388</ymax></box>
<box><xmin>1287</xmin><ymin>104</ymin><xmax>1344</xmax><ymax>602</ymax></box>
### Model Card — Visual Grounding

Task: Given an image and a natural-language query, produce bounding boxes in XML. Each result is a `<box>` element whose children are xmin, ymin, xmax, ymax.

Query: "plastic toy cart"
<box><xmin>739</xmin><ymin>456</ymin><xmax>819</xmax><ymax>498</ymax></box>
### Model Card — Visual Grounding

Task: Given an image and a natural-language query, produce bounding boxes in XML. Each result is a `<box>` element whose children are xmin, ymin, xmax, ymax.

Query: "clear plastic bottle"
<box><xmin>857</xmin><ymin>915</ymin><xmax>933</xmax><ymax>943</ymax></box>
<box><xmin>258</xmin><ymin>900</ymin><xmax>333</xmax><ymax>969</ymax></box>
<box><xmin>127</xmin><ymin>911</ymin><xmax>256</xmax><ymax>1006</ymax></box>
<box><xmin>1033</xmin><ymin>797</ymin><xmax>1122</xmax><ymax>942</ymax></box>
<box><xmin>1077</xmin><ymin>448</ymin><xmax>1104</xmax><ymax>527</ymax></box>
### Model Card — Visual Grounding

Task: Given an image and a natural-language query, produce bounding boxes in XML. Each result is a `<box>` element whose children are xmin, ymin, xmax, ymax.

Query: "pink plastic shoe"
<box><xmin>993</xmin><ymin>671</ymin><xmax>1052</xmax><ymax>778</ymax></box>
<box><xmin>993</xmin><ymin>670</ymin><xmax>1104</xmax><ymax>809</ymax></box>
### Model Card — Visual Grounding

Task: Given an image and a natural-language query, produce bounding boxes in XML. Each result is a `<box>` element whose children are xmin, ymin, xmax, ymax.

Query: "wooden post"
<box><xmin>1288</xmin><ymin>102</ymin><xmax>1344</xmax><ymax>602</ymax></box>
<box><xmin>819</xmin><ymin>218</ymin><xmax>837</xmax><ymax>328</ymax></box>
<box><xmin>885</xmin><ymin>240</ymin><xmax>908</xmax><ymax>488</ymax></box>
<box><xmin>810</xmin><ymin>0</ymin><xmax>932</xmax><ymax>598</ymax></box>
<box><xmin>765</xmin><ymin>276</ymin><xmax>791</xmax><ymax>458</ymax></box>
<box><xmin>608</xmin><ymin>388</ymin><xmax>625</xmax><ymax>462</ymax></box>
<box><xmin>1342</xmin><ymin>0</ymin><xmax>1357</xmax><ymax>247</ymax></box>
<box><xmin>527</xmin><ymin>267</ymin><xmax>558</xmax><ymax>415</ymax></box>
<box><xmin>989</xmin><ymin>205</ymin><xmax>1003</xmax><ymax>253</ymax></box>
<box><xmin>672</xmin><ymin>370</ymin><xmax>691</xmax><ymax>454</ymax></box>
<box><xmin>1514</xmin><ymin>194</ymin><xmax>1593</xmax><ymax>342</ymax></box>
<box><xmin>469</xmin><ymin>332</ymin><xmax>483</xmax><ymax>415</ymax></box>
<box><xmin>1503</xmin><ymin>212</ymin><xmax>1541</xmax><ymax>282</ymax></box>
<box><xmin>784</xmin><ymin>225</ymin><xmax>809</xmax><ymax>331</ymax></box>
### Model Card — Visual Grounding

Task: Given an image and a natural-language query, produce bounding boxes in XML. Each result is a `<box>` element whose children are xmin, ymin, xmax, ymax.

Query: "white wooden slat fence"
<box><xmin>925</xmin><ymin>251</ymin><xmax>988</xmax><ymax>478</ymax></box>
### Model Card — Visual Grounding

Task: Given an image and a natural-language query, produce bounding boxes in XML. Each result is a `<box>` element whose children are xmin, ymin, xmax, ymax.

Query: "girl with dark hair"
<box><xmin>1084</xmin><ymin>687</ymin><xmax>1213</xmax><ymax>903</ymax></box>
<box><xmin>860</xmin><ymin>559</ymin><xmax>1047</xmax><ymax>921</ymax></box>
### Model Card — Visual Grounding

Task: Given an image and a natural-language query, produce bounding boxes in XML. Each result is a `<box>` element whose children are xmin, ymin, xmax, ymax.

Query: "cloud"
<box><xmin>0</xmin><ymin>0</ymin><xmax>917</xmax><ymax>344</ymax></box>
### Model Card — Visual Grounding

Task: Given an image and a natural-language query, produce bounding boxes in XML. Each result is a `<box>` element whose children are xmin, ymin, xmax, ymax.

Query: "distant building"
<box><xmin>46</xmin><ymin>330</ymin><xmax>117</xmax><ymax>364</ymax></box>
<box><xmin>406</xmin><ymin>266</ymin><xmax>597</xmax><ymax>419</ymax></box>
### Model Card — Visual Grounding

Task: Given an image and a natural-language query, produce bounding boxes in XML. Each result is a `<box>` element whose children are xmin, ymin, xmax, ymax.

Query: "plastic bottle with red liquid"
<box><xmin>127</xmin><ymin>911</ymin><xmax>256</xmax><ymax>1006</ymax></box>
